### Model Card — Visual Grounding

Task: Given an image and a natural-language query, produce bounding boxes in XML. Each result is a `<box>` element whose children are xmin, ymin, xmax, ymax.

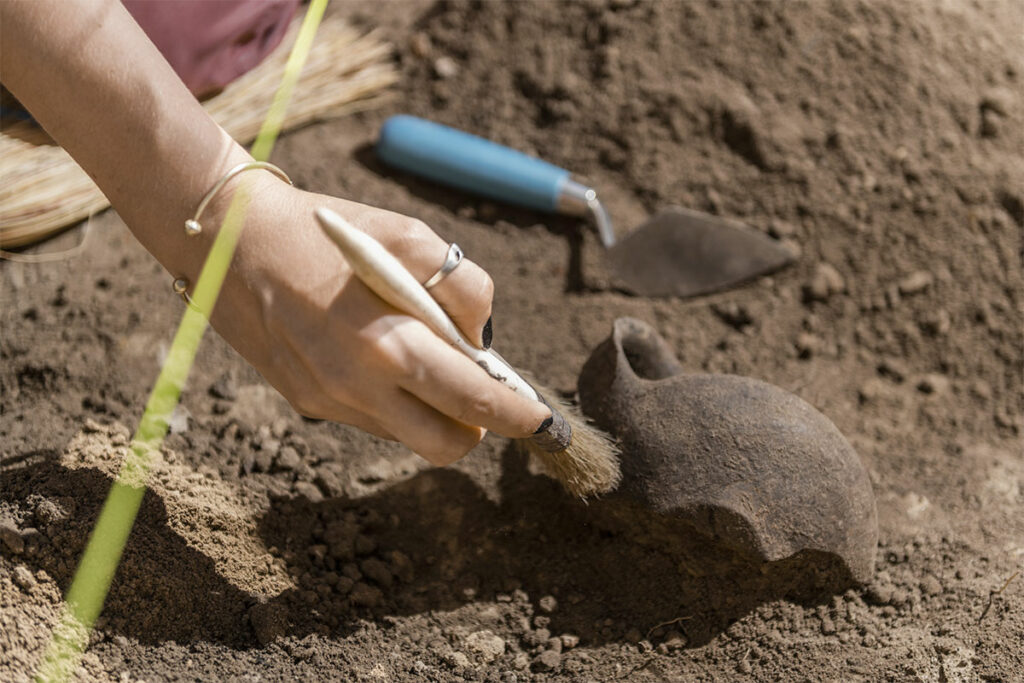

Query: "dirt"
<box><xmin>2</xmin><ymin>0</ymin><xmax>1022</xmax><ymax>680</ymax></box>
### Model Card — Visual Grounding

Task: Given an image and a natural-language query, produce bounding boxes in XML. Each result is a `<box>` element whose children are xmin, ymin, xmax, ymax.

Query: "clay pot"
<box><xmin>578</xmin><ymin>318</ymin><xmax>877</xmax><ymax>583</ymax></box>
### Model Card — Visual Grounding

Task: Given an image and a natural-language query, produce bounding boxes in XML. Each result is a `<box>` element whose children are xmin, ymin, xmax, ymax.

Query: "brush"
<box><xmin>315</xmin><ymin>207</ymin><xmax>621</xmax><ymax>498</ymax></box>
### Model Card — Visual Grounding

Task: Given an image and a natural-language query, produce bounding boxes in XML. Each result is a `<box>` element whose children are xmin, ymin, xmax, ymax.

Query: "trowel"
<box><xmin>376</xmin><ymin>115</ymin><xmax>794</xmax><ymax>297</ymax></box>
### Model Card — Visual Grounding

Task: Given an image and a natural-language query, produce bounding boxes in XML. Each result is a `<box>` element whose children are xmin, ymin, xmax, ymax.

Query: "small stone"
<box><xmin>866</xmin><ymin>583</ymin><xmax>894</xmax><ymax>605</ymax></box>
<box><xmin>980</xmin><ymin>87</ymin><xmax>1013</xmax><ymax>116</ymax></box>
<box><xmin>209</xmin><ymin>372</ymin><xmax>238</xmax><ymax>401</ymax></box>
<box><xmin>804</xmin><ymin>263</ymin><xmax>845</xmax><ymax>302</ymax></box>
<box><xmin>253</xmin><ymin>449</ymin><xmax>274</xmax><ymax>473</ymax></box>
<box><xmin>0</xmin><ymin>521</ymin><xmax>25</xmax><ymax>554</ymax></box>
<box><xmin>545</xmin><ymin>636</ymin><xmax>563</xmax><ymax>654</ymax></box>
<box><xmin>877</xmin><ymin>357</ymin><xmax>908</xmax><ymax>383</ymax></box>
<box><xmin>919</xmin><ymin>309</ymin><xmax>951</xmax><ymax>337</ymax></box>
<box><xmin>168</xmin><ymin>406</ymin><xmax>190</xmax><ymax>434</ymax></box>
<box><xmin>795</xmin><ymin>332</ymin><xmax>823</xmax><ymax>359</ymax></box>
<box><xmin>466</xmin><ymin>630</ymin><xmax>506</xmax><ymax>663</ymax></box>
<box><xmin>446</xmin><ymin>652</ymin><xmax>471</xmax><ymax>669</ymax></box>
<box><xmin>349</xmin><ymin>582</ymin><xmax>382</xmax><ymax>608</ymax></box>
<box><xmin>314</xmin><ymin>469</ymin><xmax>343</xmax><ymax>498</ymax></box>
<box><xmin>538</xmin><ymin>594</ymin><xmax>558</xmax><ymax>613</ymax></box>
<box><xmin>13</xmin><ymin>565</ymin><xmax>36</xmax><ymax>592</ymax></box>
<box><xmin>409</xmin><ymin>32</ymin><xmax>431</xmax><ymax>58</ymax></box>
<box><xmin>34</xmin><ymin>499</ymin><xmax>68</xmax><ymax>527</ymax></box>
<box><xmin>532</xmin><ymin>650</ymin><xmax>561</xmax><ymax>672</ymax></box>
<box><xmin>980</xmin><ymin>109</ymin><xmax>1001</xmax><ymax>138</ymax></box>
<box><xmin>966</xmin><ymin>382</ymin><xmax>991</xmax><ymax>403</ymax></box>
<box><xmin>275</xmin><ymin>446</ymin><xmax>301</xmax><ymax>471</ymax></box>
<box><xmin>292</xmin><ymin>482</ymin><xmax>323</xmax><ymax>503</ymax></box>
<box><xmin>662</xmin><ymin>631</ymin><xmax>686</xmax><ymax>651</ymax></box>
<box><xmin>249</xmin><ymin>602</ymin><xmax>287</xmax><ymax>645</ymax></box>
<box><xmin>359</xmin><ymin>557</ymin><xmax>393</xmax><ymax>588</ymax></box>
<box><xmin>513</xmin><ymin>652</ymin><xmax>530</xmax><ymax>670</ymax></box>
<box><xmin>820</xmin><ymin>618</ymin><xmax>836</xmax><ymax>635</ymax></box>
<box><xmin>768</xmin><ymin>218</ymin><xmax>798</xmax><ymax>238</ymax></box>
<box><xmin>354</xmin><ymin>534</ymin><xmax>377</xmax><ymax>556</ymax></box>
<box><xmin>433</xmin><ymin>56</ymin><xmax>459</xmax><ymax>79</ymax></box>
<box><xmin>560</xmin><ymin>634</ymin><xmax>580</xmax><ymax>649</ymax></box>
<box><xmin>711</xmin><ymin>302</ymin><xmax>754</xmax><ymax>330</ymax></box>
<box><xmin>898</xmin><ymin>271</ymin><xmax>933</xmax><ymax>296</ymax></box>
<box><xmin>779</xmin><ymin>238</ymin><xmax>802</xmax><ymax>259</ymax></box>
<box><xmin>334</xmin><ymin>576</ymin><xmax>354</xmax><ymax>595</ymax></box>
<box><xmin>917</xmin><ymin>373</ymin><xmax>950</xmax><ymax>395</ymax></box>
<box><xmin>920</xmin><ymin>575</ymin><xmax>942</xmax><ymax>596</ymax></box>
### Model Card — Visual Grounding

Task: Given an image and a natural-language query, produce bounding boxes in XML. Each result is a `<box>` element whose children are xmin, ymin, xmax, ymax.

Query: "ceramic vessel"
<box><xmin>578</xmin><ymin>317</ymin><xmax>877</xmax><ymax>583</ymax></box>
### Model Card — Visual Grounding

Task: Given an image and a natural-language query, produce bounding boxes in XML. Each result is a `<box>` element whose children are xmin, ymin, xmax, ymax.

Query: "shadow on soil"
<box><xmin>1</xmin><ymin>453</ymin><xmax>255</xmax><ymax>648</ymax></box>
<box><xmin>351</xmin><ymin>143</ymin><xmax>590</xmax><ymax>293</ymax></box>
<box><xmin>257</xmin><ymin>444</ymin><xmax>855</xmax><ymax>649</ymax></box>
<box><xmin>3</xmin><ymin>445</ymin><xmax>853</xmax><ymax>651</ymax></box>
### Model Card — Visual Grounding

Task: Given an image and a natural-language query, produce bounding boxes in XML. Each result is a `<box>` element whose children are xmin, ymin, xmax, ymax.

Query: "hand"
<box><xmin>205</xmin><ymin>175</ymin><xmax>551</xmax><ymax>465</ymax></box>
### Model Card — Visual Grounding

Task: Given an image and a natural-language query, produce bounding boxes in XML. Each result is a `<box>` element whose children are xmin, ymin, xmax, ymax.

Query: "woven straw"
<box><xmin>0</xmin><ymin>14</ymin><xmax>396</xmax><ymax>248</ymax></box>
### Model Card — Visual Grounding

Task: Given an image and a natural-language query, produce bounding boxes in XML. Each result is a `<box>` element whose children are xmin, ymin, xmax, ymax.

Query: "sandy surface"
<box><xmin>2</xmin><ymin>1</ymin><xmax>1022</xmax><ymax>680</ymax></box>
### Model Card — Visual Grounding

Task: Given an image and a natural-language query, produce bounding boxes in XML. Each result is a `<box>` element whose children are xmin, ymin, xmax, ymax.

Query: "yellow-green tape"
<box><xmin>35</xmin><ymin>1</ymin><xmax>329</xmax><ymax>679</ymax></box>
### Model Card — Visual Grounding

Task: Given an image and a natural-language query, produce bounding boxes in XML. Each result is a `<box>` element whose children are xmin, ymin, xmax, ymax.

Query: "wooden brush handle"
<box><xmin>315</xmin><ymin>207</ymin><xmax>542</xmax><ymax>404</ymax></box>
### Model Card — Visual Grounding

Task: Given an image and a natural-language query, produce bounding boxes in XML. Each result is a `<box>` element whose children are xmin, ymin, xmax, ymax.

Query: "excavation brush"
<box><xmin>315</xmin><ymin>207</ymin><xmax>621</xmax><ymax>498</ymax></box>
<box><xmin>375</xmin><ymin>115</ymin><xmax>794</xmax><ymax>298</ymax></box>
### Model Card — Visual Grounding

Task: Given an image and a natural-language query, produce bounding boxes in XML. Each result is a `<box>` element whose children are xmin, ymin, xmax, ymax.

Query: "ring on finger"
<box><xmin>423</xmin><ymin>243</ymin><xmax>463</xmax><ymax>289</ymax></box>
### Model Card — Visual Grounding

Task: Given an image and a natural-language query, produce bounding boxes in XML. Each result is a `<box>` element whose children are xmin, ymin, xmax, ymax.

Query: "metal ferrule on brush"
<box><xmin>530</xmin><ymin>392</ymin><xmax>572</xmax><ymax>453</ymax></box>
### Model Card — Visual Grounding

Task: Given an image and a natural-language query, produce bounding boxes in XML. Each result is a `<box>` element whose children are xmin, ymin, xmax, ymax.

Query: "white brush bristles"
<box><xmin>525</xmin><ymin>383</ymin><xmax>621</xmax><ymax>499</ymax></box>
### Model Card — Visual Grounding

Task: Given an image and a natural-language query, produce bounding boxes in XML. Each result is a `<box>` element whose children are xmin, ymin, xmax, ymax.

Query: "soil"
<box><xmin>2</xmin><ymin>1</ymin><xmax>1022</xmax><ymax>681</ymax></box>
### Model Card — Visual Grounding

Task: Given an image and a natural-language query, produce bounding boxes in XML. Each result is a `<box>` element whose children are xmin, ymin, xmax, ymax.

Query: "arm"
<box><xmin>0</xmin><ymin>0</ymin><xmax>549</xmax><ymax>463</ymax></box>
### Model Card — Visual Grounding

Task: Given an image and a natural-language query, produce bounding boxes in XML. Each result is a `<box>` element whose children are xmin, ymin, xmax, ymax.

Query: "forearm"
<box><xmin>0</xmin><ymin>0</ymin><xmax>252</xmax><ymax>279</ymax></box>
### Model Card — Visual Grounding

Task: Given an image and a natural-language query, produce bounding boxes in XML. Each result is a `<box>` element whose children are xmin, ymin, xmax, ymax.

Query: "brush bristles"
<box><xmin>522</xmin><ymin>384</ymin><xmax>621</xmax><ymax>499</ymax></box>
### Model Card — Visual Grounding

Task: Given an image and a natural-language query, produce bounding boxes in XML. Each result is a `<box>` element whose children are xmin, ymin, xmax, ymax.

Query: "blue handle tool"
<box><xmin>376</xmin><ymin>115</ymin><xmax>615</xmax><ymax>246</ymax></box>
<box><xmin>377</xmin><ymin>115</ymin><xmax>571</xmax><ymax>213</ymax></box>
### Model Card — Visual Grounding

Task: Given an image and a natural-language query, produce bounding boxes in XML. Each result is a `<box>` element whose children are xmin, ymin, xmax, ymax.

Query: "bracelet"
<box><xmin>173</xmin><ymin>161</ymin><xmax>292</xmax><ymax>306</ymax></box>
<box><xmin>183</xmin><ymin>161</ymin><xmax>292</xmax><ymax>237</ymax></box>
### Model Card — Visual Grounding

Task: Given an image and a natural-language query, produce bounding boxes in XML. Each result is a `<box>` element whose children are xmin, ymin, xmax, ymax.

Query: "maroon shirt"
<box><xmin>123</xmin><ymin>0</ymin><xmax>301</xmax><ymax>98</ymax></box>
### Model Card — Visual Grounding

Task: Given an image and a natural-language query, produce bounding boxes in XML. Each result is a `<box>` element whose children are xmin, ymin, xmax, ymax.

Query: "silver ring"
<box><xmin>423</xmin><ymin>243</ymin><xmax>463</xmax><ymax>289</ymax></box>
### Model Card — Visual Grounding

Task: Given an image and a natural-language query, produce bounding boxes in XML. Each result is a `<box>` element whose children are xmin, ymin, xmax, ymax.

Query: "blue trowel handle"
<box><xmin>376</xmin><ymin>115</ymin><xmax>570</xmax><ymax>213</ymax></box>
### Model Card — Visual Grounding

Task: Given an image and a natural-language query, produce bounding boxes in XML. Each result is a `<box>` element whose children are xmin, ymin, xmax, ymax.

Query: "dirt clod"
<box><xmin>531</xmin><ymin>649</ymin><xmax>561</xmax><ymax>672</ymax></box>
<box><xmin>466</xmin><ymin>630</ymin><xmax>506</xmax><ymax>663</ymax></box>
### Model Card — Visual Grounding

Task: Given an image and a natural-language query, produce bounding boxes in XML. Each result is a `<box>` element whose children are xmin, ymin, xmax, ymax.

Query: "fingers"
<box><xmin>270</xmin><ymin>325</ymin><xmax>397</xmax><ymax>441</ymax></box>
<box><xmin>363</xmin><ymin>387</ymin><xmax>486</xmax><ymax>466</ymax></box>
<box><xmin>425</xmin><ymin>257</ymin><xmax>494</xmax><ymax>349</ymax></box>
<box><xmin>344</xmin><ymin>205</ymin><xmax>495</xmax><ymax>349</ymax></box>
<box><xmin>395</xmin><ymin>324</ymin><xmax>552</xmax><ymax>440</ymax></box>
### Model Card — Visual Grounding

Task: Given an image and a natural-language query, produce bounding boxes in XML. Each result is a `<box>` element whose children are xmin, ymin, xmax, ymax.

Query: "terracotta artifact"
<box><xmin>578</xmin><ymin>317</ymin><xmax>877</xmax><ymax>583</ymax></box>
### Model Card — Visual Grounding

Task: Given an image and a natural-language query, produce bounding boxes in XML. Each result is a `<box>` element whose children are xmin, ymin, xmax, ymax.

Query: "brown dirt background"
<box><xmin>2</xmin><ymin>0</ymin><xmax>1022</xmax><ymax>680</ymax></box>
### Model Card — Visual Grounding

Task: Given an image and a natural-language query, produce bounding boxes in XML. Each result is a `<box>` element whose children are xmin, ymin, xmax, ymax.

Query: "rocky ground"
<box><xmin>2</xmin><ymin>1</ymin><xmax>1022</xmax><ymax>681</ymax></box>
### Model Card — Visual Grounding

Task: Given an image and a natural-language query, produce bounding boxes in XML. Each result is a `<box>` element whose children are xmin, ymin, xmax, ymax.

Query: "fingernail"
<box><xmin>533</xmin><ymin>415</ymin><xmax>553</xmax><ymax>435</ymax></box>
<box><xmin>482</xmin><ymin>316</ymin><xmax>493</xmax><ymax>349</ymax></box>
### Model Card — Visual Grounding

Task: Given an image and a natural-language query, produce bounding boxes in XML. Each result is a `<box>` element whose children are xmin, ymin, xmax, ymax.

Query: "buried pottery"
<box><xmin>578</xmin><ymin>317</ymin><xmax>878</xmax><ymax>583</ymax></box>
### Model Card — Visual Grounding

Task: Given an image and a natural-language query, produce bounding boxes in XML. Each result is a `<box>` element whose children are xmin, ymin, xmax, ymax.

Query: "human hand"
<box><xmin>205</xmin><ymin>176</ymin><xmax>551</xmax><ymax>465</ymax></box>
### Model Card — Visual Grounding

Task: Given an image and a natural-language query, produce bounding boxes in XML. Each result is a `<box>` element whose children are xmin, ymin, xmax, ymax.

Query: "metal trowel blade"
<box><xmin>606</xmin><ymin>207</ymin><xmax>795</xmax><ymax>298</ymax></box>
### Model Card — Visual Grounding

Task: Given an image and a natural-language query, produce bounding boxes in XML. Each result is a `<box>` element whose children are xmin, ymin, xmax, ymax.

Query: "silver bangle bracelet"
<box><xmin>173</xmin><ymin>161</ymin><xmax>291</xmax><ymax>307</ymax></box>
<box><xmin>183</xmin><ymin>161</ymin><xmax>292</xmax><ymax>237</ymax></box>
